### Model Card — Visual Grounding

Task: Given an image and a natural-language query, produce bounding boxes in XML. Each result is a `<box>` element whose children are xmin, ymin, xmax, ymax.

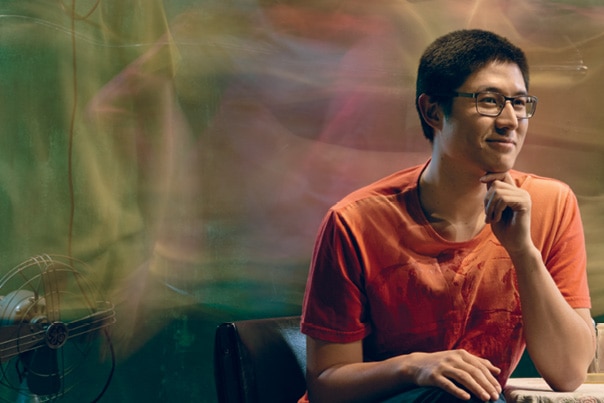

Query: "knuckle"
<box><xmin>453</xmin><ymin>348</ymin><xmax>469</xmax><ymax>358</ymax></box>
<box><xmin>434</xmin><ymin>377</ymin><xmax>455</xmax><ymax>391</ymax></box>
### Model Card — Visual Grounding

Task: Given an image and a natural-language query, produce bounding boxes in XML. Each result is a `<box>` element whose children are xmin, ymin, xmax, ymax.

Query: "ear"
<box><xmin>417</xmin><ymin>93</ymin><xmax>444</xmax><ymax>132</ymax></box>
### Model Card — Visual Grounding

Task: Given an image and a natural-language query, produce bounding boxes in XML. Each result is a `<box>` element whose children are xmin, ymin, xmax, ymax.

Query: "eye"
<box><xmin>513</xmin><ymin>97</ymin><xmax>527</xmax><ymax>106</ymax></box>
<box><xmin>512</xmin><ymin>97</ymin><xmax>528</xmax><ymax>109</ymax></box>
<box><xmin>477</xmin><ymin>94</ymin><xmax>499</xmax><ymax>105</ymax></box>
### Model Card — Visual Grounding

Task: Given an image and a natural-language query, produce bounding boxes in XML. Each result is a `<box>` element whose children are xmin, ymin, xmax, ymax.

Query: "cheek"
<box><xmin>516</xmin><ymin>124</ymin><xmax>529</xmax><ymax>148</ymax></box>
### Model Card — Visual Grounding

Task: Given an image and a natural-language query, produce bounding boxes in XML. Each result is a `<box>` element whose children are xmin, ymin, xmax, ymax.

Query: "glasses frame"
<box><xmin>451</xmin><ymin>91</ymin><xmax>538</xmax><ymax>119</ymax></box>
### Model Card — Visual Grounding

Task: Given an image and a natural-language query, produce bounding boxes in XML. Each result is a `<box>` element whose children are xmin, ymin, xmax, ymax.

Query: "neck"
<box><xmin>418</xmin><ymin>160</ymin><xmax>487</xmax><ymax>241</ymax></box>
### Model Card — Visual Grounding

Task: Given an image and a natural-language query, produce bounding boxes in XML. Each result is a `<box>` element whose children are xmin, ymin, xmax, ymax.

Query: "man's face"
<box><xmin>437</xmin><ymin>61</ymin><xmax>530</xmax><ymax>175</ymax></box>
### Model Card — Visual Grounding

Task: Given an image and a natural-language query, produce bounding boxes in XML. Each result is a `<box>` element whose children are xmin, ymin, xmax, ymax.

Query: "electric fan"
<box><xmin>0</xmin><ymin>254</ymin><xmax>115</xmax><ymax>402</ymax></box>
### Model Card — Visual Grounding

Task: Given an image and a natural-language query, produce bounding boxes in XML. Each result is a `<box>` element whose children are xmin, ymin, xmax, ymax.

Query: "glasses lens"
<box><xmin>524</xmin><ymin>96</ymin><xmax>537</xmax><ymax>118</ymax></box>
<box><xmin>475</xmin><ymin>92</ymin><xmax>503</xmax><ymax>116</ymax></box>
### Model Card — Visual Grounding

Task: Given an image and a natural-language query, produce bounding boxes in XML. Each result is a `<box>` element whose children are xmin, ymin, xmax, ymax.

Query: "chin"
<box><xmin>484</xmin><ymin>162</ymin><xmax>515</xmax><ymax>174</ymax></box>
<box><xmin>495</xmin><ymin>156</ymin><xmax>518</xmax><ymax>170</ymax></box>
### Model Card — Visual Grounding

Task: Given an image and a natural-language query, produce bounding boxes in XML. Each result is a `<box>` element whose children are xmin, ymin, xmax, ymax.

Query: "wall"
<box><xmin>0</xmin><ymin>0</ymin><xmax>602</xmax><ymax>401</ymax></box>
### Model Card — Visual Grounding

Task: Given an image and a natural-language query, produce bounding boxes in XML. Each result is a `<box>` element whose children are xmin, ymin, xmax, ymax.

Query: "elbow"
<box><xmin>535</xmin><ymin>340</ymin><xmax>595</xmax><ymax>392</ymax></box>
<box><xmin>548</xmin><ymin>378</ymin><xmax>584</xmax><ymax>393</ymax></box>
<box><xmin>306</xmin><ymin>370</ymin><xmax>339</xmax><ymax>403</ymax></box>
<box><xmin>543</xmin><ymin>367</ymin><xmax>587</xmax><ymax>393</ymax></box>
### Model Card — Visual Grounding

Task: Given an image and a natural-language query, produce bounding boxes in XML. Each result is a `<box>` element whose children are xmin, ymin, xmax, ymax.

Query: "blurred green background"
<box><xmin>0</xmin><ymin>0</ymin><xmax>603</xmax><ymax>401</ymax></box>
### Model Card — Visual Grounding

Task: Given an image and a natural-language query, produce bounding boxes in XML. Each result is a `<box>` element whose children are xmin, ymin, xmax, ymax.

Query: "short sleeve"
<box><xmin>300</xmin><ymin>209</ymin><xmax>371</xmax><ymax>343</ymax></box>
<box><xmin>541</xmin><ymin>186</ymin><xmax>591</xmax><ymax>309</ymax></box>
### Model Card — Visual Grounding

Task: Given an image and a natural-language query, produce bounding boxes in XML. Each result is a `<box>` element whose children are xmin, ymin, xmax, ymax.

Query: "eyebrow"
<box><xmin>479</xmin><ymin>86</ymin><xmax>529</xmax><ymax>96</ymax></box>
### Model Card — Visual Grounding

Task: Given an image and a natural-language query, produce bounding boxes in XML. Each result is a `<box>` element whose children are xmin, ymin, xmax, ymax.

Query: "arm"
<box><xmin>305</xmin><ymin>336</ymin><xmax>502</xmax><ymax>403</ymax></box>
<box><xmin>483</xmin><ymin>173</ymin><xmax>596</xmax><ymax>391</ymax></box>
<box><xmin>510</xmin><ymin>247</ymin><xmax>594</xmax><ymax>391</ymax></box>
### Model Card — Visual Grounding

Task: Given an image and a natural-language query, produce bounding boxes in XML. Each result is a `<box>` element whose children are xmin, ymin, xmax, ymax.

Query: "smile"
<box><xmin>486</xmin><ymin>139</ymin><xmax>516</xmax><ymax>145</ymax></box>
<box><xmin>486</xmin><ymin>139</ymin><xmax>516</xmax><ymax>152</ymax></box>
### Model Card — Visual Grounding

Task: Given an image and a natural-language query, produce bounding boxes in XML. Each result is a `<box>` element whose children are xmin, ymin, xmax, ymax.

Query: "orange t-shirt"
<box><xmin>300</xmin><ymin>163</ymin><xmax>590</xmax><ymax>401</ymax></box>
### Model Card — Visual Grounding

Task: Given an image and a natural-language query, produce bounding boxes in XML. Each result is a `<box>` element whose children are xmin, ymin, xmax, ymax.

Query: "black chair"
<box><xmin>214</xmin><ymin>316</ymin><xmax>306</xmax><ymax>403</ymax></box>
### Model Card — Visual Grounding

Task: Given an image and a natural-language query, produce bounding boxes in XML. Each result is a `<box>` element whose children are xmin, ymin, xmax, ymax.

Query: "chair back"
<box><xmin>214</xmin><ymin>316</ymin><xmax>306</xmax><ymax>403</ymax></box>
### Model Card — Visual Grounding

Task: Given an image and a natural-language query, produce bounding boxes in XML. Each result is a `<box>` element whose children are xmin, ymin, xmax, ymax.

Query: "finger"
<box><xmin>484</xmin><ymin>190</ymin><xmax>507</xmax><ymax>223</ymax></box>
<box><xmin>486</xmin><ymin>189</ymin><xmax>529</xmax><ymax>222</ymax></box>
<box><xmin>454</xmin><ymin>353</ymin><xmax>502</xmax><ymax>400</ymax></box>
<box><xmin>445</xmin><ymin>368</ymin><xmax>497</xmax><ymax>402</ymax></box>
<box><xmin>434</xmin><ymin>377</ymin><xmax>472</xmax><ymax>401</ymax></box>
<box><xmin>480</xmin><ymin>172</ymin><xmax>507</xmax><ymax>187</ymax></box>
<box><xmin>486</xmin><ymin>204</ymin><xmax>514</xmax><ymax>226</ymax></box>
<box><xmin>466</xmin><ymin>359</ymin><xmax>502</xmax><ymax>400</ymax></box>
<box><xmin>477</xmin><ymin>360</ymin><xmax>503</xmax><ymax>399</ymax></box>
<box><xmin>484</xmin><ymin>192</ymin><xmax>495</xmax><ymax>223</ymax></box>
<box><xmin>484</xmin><ymin>179</ymin><xmax>522</xmax><ymax>223</ymax></box>
<box><xmin>481</xmin><ymin>358</ymin><xmax>501</xmax><ymax>376</ymax></box>
<box><xmin>480</xmin><ymin>172</ymin><xmax>515</xmax><ymax>189</ymax></box>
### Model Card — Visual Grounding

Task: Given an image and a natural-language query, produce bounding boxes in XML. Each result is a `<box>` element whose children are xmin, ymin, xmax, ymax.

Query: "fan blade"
<box><xmin>41</xmin><ymin>264</ymin><xmax>62</xmax><ymax>323</ymax></box>
<box><xmin>23</xmin><ymin>347</ymin><xmax>61</xmax><ymax>396</ymax></box>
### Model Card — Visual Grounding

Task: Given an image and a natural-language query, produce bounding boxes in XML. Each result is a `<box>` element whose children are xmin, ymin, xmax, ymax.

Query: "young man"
<box><xmin>299</xmin><ymin>30</ymin><xmax>595</xmax><ymax>403</ymax></box>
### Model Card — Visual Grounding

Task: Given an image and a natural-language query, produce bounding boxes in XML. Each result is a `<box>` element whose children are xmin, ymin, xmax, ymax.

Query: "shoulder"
<box><xmin>511</xmin><ymin>170</ymin><xmax>581</xmax><ymax>227</ymax></box>
<box><xmin>332</xmin><ymin>164</ymin><xmax>424</xmax><ymax>213</ymax></box>
<box><xmin>511</xmin><ymin>170</ymin><xmax>574</xmax><ymax>199</ymax></box>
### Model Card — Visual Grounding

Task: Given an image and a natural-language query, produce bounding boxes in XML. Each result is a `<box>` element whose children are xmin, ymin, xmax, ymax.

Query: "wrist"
<box><xmin>395</xmin><ymin>352</ymin><xmax>422</xmax><ymax>386</ymax></box>
<box><xmin>506</xmin><ymin>243</ymin><xmax>541</xmax><ymax>269</ymax></box>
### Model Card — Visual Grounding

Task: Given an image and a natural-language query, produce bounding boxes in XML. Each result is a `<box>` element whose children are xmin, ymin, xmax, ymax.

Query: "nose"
<box><xmin>495</xmin><ymin>100</ymin><xmax>519</xmax><ymax>130</ymax></box>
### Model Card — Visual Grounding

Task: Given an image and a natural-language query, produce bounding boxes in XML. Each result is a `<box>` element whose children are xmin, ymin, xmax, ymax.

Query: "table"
<box><xmin>505</xmin><ymin>377</ymin><xmax>604</xmax><ymax>402</ymax></box>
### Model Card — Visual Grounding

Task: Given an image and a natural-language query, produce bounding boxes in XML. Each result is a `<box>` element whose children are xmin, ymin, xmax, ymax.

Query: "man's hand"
<box><xmin>409</xmin><ymin>349</ymin><xmax>502</xmax><ymax>401</ymax></box>
<box><xmin>481</xmin><ymin>172</ymin><xmax>532</xmax><ymax>253</ymax></box>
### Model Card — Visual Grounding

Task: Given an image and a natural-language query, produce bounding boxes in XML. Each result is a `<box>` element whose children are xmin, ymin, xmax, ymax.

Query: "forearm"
<box><xmin>510</xmin><ymin>245</ymin><xmax>595</xmax><ymax>391</ymax></box>
<box><xmin>307</xmin><ymin>343</ymin><xmax>503</xmax><ymax>403</ymax></box>
<box><xmin>307</xmin><ymin>356</ymin><xmax>410</xmax><ymax>403</ymax></box>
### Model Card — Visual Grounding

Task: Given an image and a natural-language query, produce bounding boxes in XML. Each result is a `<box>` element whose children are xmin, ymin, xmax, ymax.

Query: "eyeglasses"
<box><xmin>451</xmin><ymin>91</ymin><xmax>538</xmax><ymax>119</ymax></box>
